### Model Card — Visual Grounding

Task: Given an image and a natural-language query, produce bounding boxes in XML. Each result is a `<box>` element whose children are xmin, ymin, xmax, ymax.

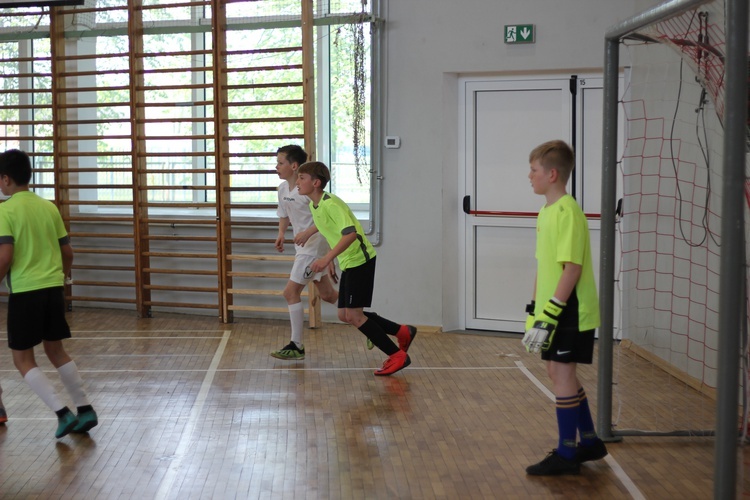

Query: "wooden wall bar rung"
<box><xmin>71</xmin><ymin>280</ymin><xmax>135</xmax><ymax>287</ymax></box>
<box><xmin>75</xmin><ymin>248</ymin><xmax>135</xmax><ymax>255</ymax></box>
<box><xmin>228</xmin><ymin>254</ymin><xmax>294</xmax><ymax>262</ymax></box>
<box><xmin>229</xmin><ymin>289</ymin><xmax>308</xmax><ymax>297</ymax></box>
<box><xmin>67</xmin><ymin>296</ymin><xmax>136</xmax><ymax>304</ymax></box>
<box><xmin>229</xmin><ymin>272</ymin><xmax>289</xmax><ymax>279</ymax></box>
<box><xmin>144</xmin><ymin>251</ymin><xmax>216</xmax><ymax>259</ymax></box>
<box><xmin>74</xmin><ymin>265</ymin><xmax>135</xmax><ymax>272</ymax></box>
<box><xmin>145</xmin><ymin>268</ymin><xmax>218</xmax><ymax>276</ymax></box>
<box><xmin>144</xmin><ymin>301</ymin><xmax>217</xmax><ymax>309</ymax></box>
<box><xmin>145</xmin><ymin>285</ymin><xmax>218</xmax><ymax>293</ymax></box>
<box><xmin>229</xmin><ymin>305</ymin><xmax>307</xmax><ymax>314</ymax></box>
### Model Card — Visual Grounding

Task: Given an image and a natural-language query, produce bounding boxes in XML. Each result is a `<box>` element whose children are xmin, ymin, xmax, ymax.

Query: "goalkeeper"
<box><xmin>522</xmin><ymin>140</ymin><xmax>607</xmax><ymax>476</ymax></box>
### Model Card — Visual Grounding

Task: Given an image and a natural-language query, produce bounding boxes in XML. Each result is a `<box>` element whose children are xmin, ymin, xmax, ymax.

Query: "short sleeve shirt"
<box><xmin>309</xmin><ymin>193</ymin><xmax>375</xmax><ymax>271</ymax></box>
<box><xmin>0</xmin><ymin>191</ymin><xmax>68</xmax><ymax>294</ymax></box>
<box><xmin>277</xmin><ymin>181</ymin><xmax>329</xmax><ymax>258</ymax></box>
<box><xmin>535</xmin><ymin>194</ymin><xmax>600</xmax><ymax>331</ymax></box>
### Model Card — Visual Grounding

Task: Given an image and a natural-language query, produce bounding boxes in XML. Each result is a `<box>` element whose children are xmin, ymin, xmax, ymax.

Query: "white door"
<box><xmin>460</xmin><ymin>75</ymin><xmax>615</xmax><ymax>332</ymax></box>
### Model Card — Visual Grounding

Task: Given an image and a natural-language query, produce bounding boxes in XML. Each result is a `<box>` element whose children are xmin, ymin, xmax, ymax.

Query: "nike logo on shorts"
<box><xmin>556</xmin><ymin>350</ymin><xmax>571</xmax><ymax>356</ymax></box>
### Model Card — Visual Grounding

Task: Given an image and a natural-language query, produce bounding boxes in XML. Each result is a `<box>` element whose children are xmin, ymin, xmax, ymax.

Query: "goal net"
<box><xmin>612</xmin><ymin>0</ymin><xmax>749</xmax><ymax>435</ymax></box>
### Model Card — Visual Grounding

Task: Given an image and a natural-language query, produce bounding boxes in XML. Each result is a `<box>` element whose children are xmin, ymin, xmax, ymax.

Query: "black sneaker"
<box><xmin>575</xmin><ymin>439</ymin><xmax>608</xmax><ymax>463</ymax></box>
<box><xmin>526</xmin><ymin>450</ymin><xmax>580</xmax><ymax>475</ymax></box>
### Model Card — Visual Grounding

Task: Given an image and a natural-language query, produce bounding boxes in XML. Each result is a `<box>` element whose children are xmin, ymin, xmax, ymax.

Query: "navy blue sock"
<box><xmin>556</xmin><ymin>395</ymin><xmax>579</xmax><ymax>460</ymax></box>
<box><xmin>577</xmin><ymin>387</ymin><xmax>598</xmax><ymax>445</ymax></box>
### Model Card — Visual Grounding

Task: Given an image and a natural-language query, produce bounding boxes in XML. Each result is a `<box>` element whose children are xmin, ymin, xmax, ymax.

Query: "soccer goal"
<box><xmin>599</xmin><ymin>0</ymin><xmax>748</xmax><ymax>496</ymax></box>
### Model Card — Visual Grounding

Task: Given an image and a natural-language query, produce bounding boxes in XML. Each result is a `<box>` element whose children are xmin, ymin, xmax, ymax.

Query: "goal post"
<box><xmin>600</xmin><ymin>0</ymin><xmax>748</xmax><ymax>497</ymax></box>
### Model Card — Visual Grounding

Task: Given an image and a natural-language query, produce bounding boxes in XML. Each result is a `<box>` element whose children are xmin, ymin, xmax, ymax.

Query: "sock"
<box><xmin>55</xmin><ymin>406</ymin><xmax>73</xmax><ymax>419</ymax></box>
<box><xmin>24</xmin><ymin>367</ymin><xmax>66</xmax><ymax>412</ymax></box>
<box><xmin>357</xmin><ymin>318</ymin><xmax>399</xmax><ymax>355</ymax></box>
<box><xmin>577</xmin><ymin>387</ymin><xmax>598</xmax><ymax>446</ymax></box>
<box><xmin>57</xmin><ymin>361</ymin><xmax>91</xmax><ymax>408</ymax></box>
<box><xmin>556</xmin><ymin>394</ymin><xmax>580</xmax><ymax>460</ymax></box>
<box><xmin>288</xmin><ymin>302</ymin><xmax>304</xmax><ymax>347</ymax></box>
<box><xmin>363</xmin><ymin>312</ymin><xmax>401</xmax><ymax>336</ymax></box>
<box><xmin>77</xmin><ymin>405</ymin><xmax>94</xmax><ymax>414</ymax></box>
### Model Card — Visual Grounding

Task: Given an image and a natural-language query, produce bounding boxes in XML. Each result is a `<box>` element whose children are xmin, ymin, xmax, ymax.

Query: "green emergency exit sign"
<box><xmin>504</xmin><ymin>24</ymin><xmax>535</xmax><ymax>44</ymax></box>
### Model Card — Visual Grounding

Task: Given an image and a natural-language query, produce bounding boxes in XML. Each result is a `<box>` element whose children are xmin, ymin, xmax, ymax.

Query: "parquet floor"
<box><xmin>0</xmin><ymin>307</ymin><xmax>746</xmax><ymax>499</ymax></box>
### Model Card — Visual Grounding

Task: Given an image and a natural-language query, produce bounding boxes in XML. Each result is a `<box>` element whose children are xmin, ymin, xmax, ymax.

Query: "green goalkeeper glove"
<box><xmin>522</xmin><ymin>298</ymin><xmax>566</xmax><ymax>353</ymax></box>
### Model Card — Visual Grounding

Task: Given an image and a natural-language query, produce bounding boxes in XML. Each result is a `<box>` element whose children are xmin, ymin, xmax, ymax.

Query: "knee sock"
<box><xmin>288</xmin><ymin>302</ymin><xmax>304</xmax><ymax>347</ymax></box>
<box><xmin>556</xmin><ymin>395</ymin><xmax>580</xmax><ymax>460</ymax></box>
<box><xmin>58</xmin><ymin>361</ymin><xmax>91</xmax><ymax>408</ymax></box>
<box><xmin>24</xmin><ymin>367</ymin><xmax>65</xmax><ymax>413</ymax></box>
<box><xmin>357</xmin><ymin>318</ymin><xmax>399</xmax><ymax>356</ymax></box>
<box><xmin>577</xmin><ymin>387</ymin><xmax>598</xmax><ymax>445</ymax></box>
<box><xmin>0</xmin><ymin>381</ymin><xmax>4</xmax><ymax>409</ymax></box>
<box><xmin>363</xmin><ymin>312</ymin><xmax>400</xmax><ymax>336</ymax></box>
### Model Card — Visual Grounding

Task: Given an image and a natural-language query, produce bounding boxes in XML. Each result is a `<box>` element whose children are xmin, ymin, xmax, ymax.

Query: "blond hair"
<box><xmin>529</xmin><ymin>140</ymin><xmax>575</xmax><ymax>183</ymax></box>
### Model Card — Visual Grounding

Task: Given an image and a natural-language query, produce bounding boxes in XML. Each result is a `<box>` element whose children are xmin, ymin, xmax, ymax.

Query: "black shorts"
<box><xmin>540</xmin><ymin>328</ymin><xmax>595</xmax><ymax>364</ymax></box>
<box><xmin>7</xmin><ymin>287</ymin><xmax>72</xmax><ymax>351</ymax></box>
<box><xmin>338</xmin><ymin>257</ymin><xmax>376</xmax><ymax>309</ymax></box>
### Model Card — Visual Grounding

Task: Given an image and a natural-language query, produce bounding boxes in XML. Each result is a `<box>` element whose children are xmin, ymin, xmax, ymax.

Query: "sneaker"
<box><xmin>374</xmin><ymin>350</ymin><xmax>411</xmax><ymax>376</ymax></box>
<box><xmin>72</xmin><ymin>409</ymin><xmax>98</xmax><ymax>434</ymax></box>
<box><xmin>55</xmin><ymin>411</ymin><xmax>79</xmax><ymax>439</ymax></box>
<box><xmin>575</xmin><ymin>439</ymin><xmax>608</xmax><ymax>463</ymax></box>
<box><xmin>396</xmin><ymin>325</ymin><xmax>417</xmax><ymax>352</ymax></box>
<box><xmin>526</xmin><ymin>450</ymin><xmax>581</xmax><ymax>476</ymax></box>
<box><xmin>0</xmin><ymin>408</ymin><xmax>7</xmax><ymax>424</ymax></box>
<box><xmin>270</xmin><ymin>342</ymin><xmax>305</xmax><ymax>360</ymax></box>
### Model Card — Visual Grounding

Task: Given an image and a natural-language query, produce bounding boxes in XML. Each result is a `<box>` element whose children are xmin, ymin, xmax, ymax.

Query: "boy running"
<box><xmin>297</xmin><ymin>161</ymin><xmax>416</xmax><ymax>376</ymax></box>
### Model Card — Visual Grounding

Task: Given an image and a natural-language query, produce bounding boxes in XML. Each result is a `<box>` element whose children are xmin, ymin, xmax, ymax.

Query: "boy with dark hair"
<box><xmin>297</xmin><ymin>161</ymin><xmax>416</xmax><ymax>376</ymax></box>
<box><xmin>271</xmin><ymin>145</ymin><xmax>338</xmax><ymax>360</ymax></box>
<box><xmin>0</xmin><ymin>149</ymin><xmax>97</xmax><ymax>438</ymax></box>
<box><xmin>523</xmin><ymin>140</ymin><xmax>607</xmax><ymax>475</ymax></box>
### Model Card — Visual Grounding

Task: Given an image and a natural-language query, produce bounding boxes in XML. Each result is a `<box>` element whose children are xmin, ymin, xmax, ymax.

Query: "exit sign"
<box><xmin>504</xmin><ymin>24</ymin><xmax>535</xmax><ymax>44</ymax></box>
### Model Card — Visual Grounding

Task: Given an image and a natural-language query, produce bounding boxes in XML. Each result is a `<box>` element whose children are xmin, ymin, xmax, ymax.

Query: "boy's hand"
<box><xmin>310</xmin><ymin>257</ymin><xmax>330</xmax><ymax>274</ymax></box>
<box><xmin>294</xmin><ymin>228</ymin><xmax>311</xmax><ymax>247</ymax></box>
<box><xmin>274</xmin><ymin>235</ymin><xmax>285</xmax><ymax>253</ymax></box>
<box><xmin>522</xmin><ymin>298</ymin><xmax>565</xmax><ymax>353</ymax></box>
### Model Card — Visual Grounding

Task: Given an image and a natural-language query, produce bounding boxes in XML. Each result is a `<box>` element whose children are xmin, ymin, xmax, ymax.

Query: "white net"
<box><xmin>613</xmin><ymin>0</ymin><xmax>749</xmax><ymax>434</ymax></box>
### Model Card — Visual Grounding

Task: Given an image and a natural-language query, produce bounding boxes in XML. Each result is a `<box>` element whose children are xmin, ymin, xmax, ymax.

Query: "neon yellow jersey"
<box><xmin>535</xmin><ymin>194</ymin><xmax>600</xmax><ymax>331</ymax></box>
<box><xmin>309</xmin><ymin>193</ymin><xmax>375</xmax><ymax>271</ymax></box>
<box><xmin>0</xmin><ymin>191</ymin><xmax>68</xmax><ymax>294</ymax></box>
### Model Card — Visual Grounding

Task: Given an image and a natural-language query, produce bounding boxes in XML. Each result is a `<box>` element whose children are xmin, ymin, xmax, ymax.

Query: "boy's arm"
<box><xmin>553</xmin><ymin>262</ymin><xmax>582</xmax><ymax>303</ymax></box>
<box><xmin>60</xmin><ymin>242</ymin><xmax>74</xmax><ymax>279</ymax></box>
<box><xmin>0</xmin><ymin>243</ymin><xmax>12</xmax><ymax>282</ymax></box>
<box><xmin>309</xmin><ymin>231</ymin><xmax>357</xmax><ymax>273</ymax></box>
<box><xmin>275</xmin><ymin>217</ymin><xmax>291</xmax><ymax>252</ymax></box>
<box><xmin>294</xmin><ymin>224</ymin><xmax>319</xmax><ymax>247</ymax></box>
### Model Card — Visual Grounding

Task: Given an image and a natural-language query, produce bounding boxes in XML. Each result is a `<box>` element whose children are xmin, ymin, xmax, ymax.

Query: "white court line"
<box><xmin>155</xmin><ymin>329</ymin><xmax>231</xmax><ymax>500</ymax></box>
<box><xmin>514</xmin><ymin>360</ymin><xmax>646</xmax><ymax>500</ymax></box>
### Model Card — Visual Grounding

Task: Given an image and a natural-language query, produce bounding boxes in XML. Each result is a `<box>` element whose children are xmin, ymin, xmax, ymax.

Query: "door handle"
<box><xmin>462</xmin><ymin>195</ymin><xmax>471</xmax><ymax>214</ymax></box>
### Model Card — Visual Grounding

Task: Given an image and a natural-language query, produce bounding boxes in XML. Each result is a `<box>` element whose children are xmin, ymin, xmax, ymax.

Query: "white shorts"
<box><xmin>289</xmin><ymin>253</ymin><xmax>324</xmax><ymax>285</ymax></box>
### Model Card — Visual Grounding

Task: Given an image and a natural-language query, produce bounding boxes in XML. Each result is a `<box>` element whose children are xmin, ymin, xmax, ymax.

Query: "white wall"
<box><xmin>371</xmin><ymin>0</ymin><xmax>660</xmax><ymax>330</ymax></box>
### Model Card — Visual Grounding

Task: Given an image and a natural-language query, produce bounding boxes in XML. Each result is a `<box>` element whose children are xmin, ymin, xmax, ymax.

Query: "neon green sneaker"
<box><xmin>270</xmin><ymin>342</ymin><xmax>305</xmax><ymax>360</ymax></box>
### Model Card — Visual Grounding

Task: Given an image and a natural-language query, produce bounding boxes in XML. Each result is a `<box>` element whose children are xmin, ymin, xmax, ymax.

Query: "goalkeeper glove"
<box><xmin>524</xmin><ymin>300</ymin><xmax>536</xmax><ymax>331</ymax></box>
<box><xmin>522</xmin><ymin>297</ymin><xmax>566</xmax><ymax>353</ymax></box>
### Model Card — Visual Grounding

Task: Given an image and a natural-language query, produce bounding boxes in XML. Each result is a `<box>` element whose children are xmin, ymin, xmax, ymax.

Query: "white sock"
<box><xmin>289</xmin><ymin>302</ymin><xmax>304</xmax><ymax>347</ymax></box>
<box><xmin>24</xmin><ymin>367</ymin><xmax>65</xmax><ymax>412</ymax></box>
<box><xmin>57</xmin><ymin>360</ymin><xmax>90</xmax><ymax>408</ymax></box>
<box><xmin>0</xmin><ymin>381</ymin><xmax>4</xmax><ymax>409</ymax></box>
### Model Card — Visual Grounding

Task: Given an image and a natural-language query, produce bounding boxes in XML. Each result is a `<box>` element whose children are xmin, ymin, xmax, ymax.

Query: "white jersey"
<box><xmin>277</xmin><ymin>181</ymin><xmax>329</xmax><ymax>258</ymax></box>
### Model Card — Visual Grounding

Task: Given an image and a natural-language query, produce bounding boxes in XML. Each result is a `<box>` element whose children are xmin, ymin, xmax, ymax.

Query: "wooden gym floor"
<box><xmin>0</xmin><ymin>307</ymin><xmax>747</xmax><ymax>499</ymax></box>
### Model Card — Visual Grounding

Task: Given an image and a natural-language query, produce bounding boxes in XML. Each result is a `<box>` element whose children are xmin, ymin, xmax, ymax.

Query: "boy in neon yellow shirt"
<box><xmin>0</xmin><ymin>149</ymin><xmax>97</xmax><ymax>438</ymax></box>
<box><xmin>297</xmin><ymin>161</ymin><xmax>416</xmax><ymax>376</ymax></box>
<box><xmin>523</xmin><ymin>140</ymin><xmax>607</xmax><ymax>475</ymax></box>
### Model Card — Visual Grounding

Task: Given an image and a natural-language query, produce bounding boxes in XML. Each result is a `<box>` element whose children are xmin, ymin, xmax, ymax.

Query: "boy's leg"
<box><xmin>45</xmin><ymin>340</ymin><xmax>99</xmax><ymax>433</ymax></box>
<box><xmin>343</xmin><ymin>308</ymin><xmax>410</xmax><ymax>376</ymax></box>
<box><xmin>313</xmin><ymin>275</ymin><xmax>338</xmax><ymax>304</ymax></box>
<box><xmin>14</xmin><ymin>348</ymin><xmax>78</xmax><ymax>438</ymax></box>
<box><xmin>526</xmin><ymin>361</ymin><xmax>580</xmax><ymax>475</ymax></box>
<box><xmin>0</xmin><ymin>382</ymin><xmax>6</xmax><ymax>424</ymax></box>
<box><xmin>272</xmin><ymin>279</ymin><xmax>307</xmax><ymax>360</ymax></box>
<box><xmin>575</xmin><ymin>384</ymin><xmax>608</xmax><ymax>463</ymax></box>
<box><xmin>364</xmin><ymin>312</ymin><xmax>417</xmax><ymax>352</ymax></box>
